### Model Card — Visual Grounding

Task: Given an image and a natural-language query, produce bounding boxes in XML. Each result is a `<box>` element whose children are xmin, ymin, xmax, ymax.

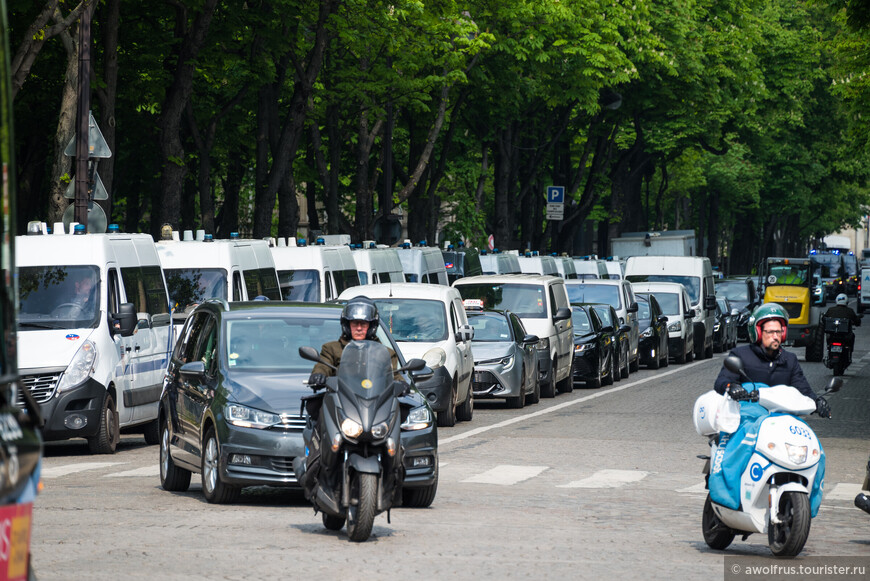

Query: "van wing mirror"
<box><xmin>627</xmin><ymin>302</ymin><xmax>638</xmax><ymax>313</ymax></box>
<box><xmin>704</xmin><ymin>295</ymin><xmax>717</xmax><ymax>310</ymax></box>
<box><xmin>553</xmin><ymin>307</ymin><xmax>572</xmax><ymax>321</ymax></box>
<box><xmin>685</xmin><ymin>309</ymin><xmax>696</xmax><ymax>319</ymax></box>
<box><xmin>112</xmin><ymin>303</ymin><xmax>137</xmax><ymax>337</ymax></box>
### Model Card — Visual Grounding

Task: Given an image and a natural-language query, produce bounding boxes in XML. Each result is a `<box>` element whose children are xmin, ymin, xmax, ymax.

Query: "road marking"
<box><xmin>41</xmin><ymin>462</ymin><xmax>125</xmax><ymax>479</ymax></box>
<box><xmin>558</xmin><ymin>469</ymin><xmax>649</xmax><ymax>489</ymax></box>
<box><xmin>105</xmin><ymin>466</ymin><xmax>160</xmax><ymax>478</ymax></box>
<box><xmin>461</xmin><ymin>465</ymin><xmax>548</xmax><ymax>486</ymax></box>
<box><xmin>825</xmin><ymin>482</ymin><xmax>865</xmax><ymax>501</ymax></box>
<box><xmin>441</xmin><ymin>357</ymin><xmax>718</xmax><ymax>445</ymax></box>
<box><xmin>677</xmin><ymin>482</ymin><xmax>708</xmax><ymax>495</ymax></box>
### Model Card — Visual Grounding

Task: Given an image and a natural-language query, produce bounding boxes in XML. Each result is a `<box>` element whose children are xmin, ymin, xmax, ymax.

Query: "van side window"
<box><xmin>108</xmin><ymin>268</ymin><xmax>121</xmax><ymax>314</ymax></box>
<box><xmin>121</xmin><ymin>266</ymin><xmax>168</xmax><ymax>317</ymax></box>
<box><xmin>360</xmin><ymin>272</ymin><xmax>370</xmax><ymax>285</ymax></box>
<box><xmin>243</xmin><ymin>270</ymin><xmax>263</xmax><ymax>300</ymax></box>
<box><xmin>549</xmin><ymin>284</ymin><xmax>568</xmax><ymax>312</ymax></box>
<box><xmin>258</xmin><ymin>268</ymin><xmax>282</xmax><ymax>300</ymax></box>
<box><xmin>324</xmin><ymin>272</ymin><xmax>334</xmax><ymax>300</ymax></box>
<box><xmin>232</xmin><ymin>272</ymin><xmax>243</xmax><ymax>301</ymax></box>
<box><xmin>449</xmin><ymin>303</ymin><xmax>459</xmax><ymax>333</ymax></box>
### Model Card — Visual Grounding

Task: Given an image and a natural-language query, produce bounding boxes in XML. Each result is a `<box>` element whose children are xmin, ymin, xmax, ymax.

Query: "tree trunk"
<box><xmin>94</xmin><ymin>0</ymin><xmax>119</xmax><ymax>220</ymax></box>
<box><xmin>47</xmin><ymin>29</ymin><xmax>78</xmax><ymax>227</ymax></box>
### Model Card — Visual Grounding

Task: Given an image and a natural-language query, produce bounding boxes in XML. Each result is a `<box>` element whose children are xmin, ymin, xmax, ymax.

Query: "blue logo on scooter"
<box><xmin>750</xmin><ymin>462</ymin><xmax>764</xmax><ymax>481</ymax></box>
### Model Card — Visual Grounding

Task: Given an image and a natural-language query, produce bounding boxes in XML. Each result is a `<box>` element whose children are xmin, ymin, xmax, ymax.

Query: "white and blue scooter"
<box><xmin>692</xmin><ymin>355</ymin><xmax>841</xmax><ymax>557</ymax></box>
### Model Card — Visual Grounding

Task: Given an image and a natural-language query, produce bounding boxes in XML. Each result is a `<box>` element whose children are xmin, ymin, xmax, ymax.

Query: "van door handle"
<box><xmin>125</xmin><ymin>347</ymin><xmax>132</xmax><ymax>353</ymax></box>
<box><xmin>134</xmin><ymin>346</ymin><xmax>140</xmax><ymax>352</ymax></box>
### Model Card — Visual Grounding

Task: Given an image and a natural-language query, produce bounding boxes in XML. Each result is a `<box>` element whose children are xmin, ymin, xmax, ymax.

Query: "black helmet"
<box><xmin>341</xmin><ymin>296</ymin><xmax>379</xmax><ymax>340</ymax></box>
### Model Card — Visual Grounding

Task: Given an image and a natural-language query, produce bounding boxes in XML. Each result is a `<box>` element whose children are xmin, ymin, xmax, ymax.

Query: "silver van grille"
<box><xmin>19</xmin><ymin>373</ymin><xmax>60</xmax><ymax>405</ymax></box>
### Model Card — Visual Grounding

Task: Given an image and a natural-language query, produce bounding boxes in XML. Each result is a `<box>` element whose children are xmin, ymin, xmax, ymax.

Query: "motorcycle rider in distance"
<box><xmin>822</xmin><ymin>293</ymin><xmax>861</xmax><ymax>361</ymax></box>
<box><xmin>714</xmin><ymin>303</ymin><xmax>831</xmax><ymax>418</ymax></box>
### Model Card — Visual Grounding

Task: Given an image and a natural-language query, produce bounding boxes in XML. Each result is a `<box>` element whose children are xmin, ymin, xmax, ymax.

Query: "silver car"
<box><xmin>466</xmin><ymin>308</ymin><xmax>540</xmax><ymax>409</ymax></box>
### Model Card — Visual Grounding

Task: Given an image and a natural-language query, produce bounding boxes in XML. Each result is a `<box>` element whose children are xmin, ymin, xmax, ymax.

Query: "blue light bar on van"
<box><xmin>298</xmin><ymin>238</ymin><xmax>308</xmax><ymax>247</ymax></box>
<box><xmin>315</xmin><ymin>237</ymin><xmax>325</xmax><ymax>245</ymax></box>
<box><xmin>73</xmin><ymin>224</ymin><xmax>86</xmax><ymax>235</ymax></box>
<box><xmin>108</xmin><ymin>223</ymin><xmax>120</xmax><ymax>233</ymax></box>
<box><xmin>204</xmin><ymin>234</ymin><xmax>214</xmax><ymax>242</ymax></box>
<box><xmin>230</xmin><ymin>232</ymin><xmax>239</xmax><ymax>239</ymax></box>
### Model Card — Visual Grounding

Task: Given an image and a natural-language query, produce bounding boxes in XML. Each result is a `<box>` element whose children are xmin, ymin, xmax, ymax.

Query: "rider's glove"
<box><xmin>727</xmin><ymin>383</ymin><xmax>751</xmax><ymax>402</ymax></box>
<box><xmin>815</xmin><ymin>396</ymin><xmax>832</xmax><ymax>418</ymax></box>
<box><xmin>308</xmin><ymin>372</ymin><xmax>327</xmax><ymax>390</ymax></box>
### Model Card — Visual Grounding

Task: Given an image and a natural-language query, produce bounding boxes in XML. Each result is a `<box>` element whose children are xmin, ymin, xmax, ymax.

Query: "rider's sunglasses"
<box><xmin>761</xmin><ymin>329</ymin><xmax>784</xmax><ymax>336</ymax></box>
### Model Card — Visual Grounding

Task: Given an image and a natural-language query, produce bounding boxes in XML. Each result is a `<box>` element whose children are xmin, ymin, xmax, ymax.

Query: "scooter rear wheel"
<box><xmin>768</xmin><ymin>491</ymin><xmax>811</xmax><ymax>556</ymax></box>
<box><xmin>702</xmin><ymin>495</ymin><xmax>735</xmax><ymax>550</ymax></box>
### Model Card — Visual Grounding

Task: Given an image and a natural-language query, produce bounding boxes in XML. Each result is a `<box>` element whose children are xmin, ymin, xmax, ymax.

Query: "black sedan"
<box><xmin>570</xmin><ymin>305</ymin><xmax>614</xmax><ymax>388</ymax></box>
<box><xmin>714</xmin><ymin>277</ymin><xmax>758</xmax><ymax>341</ymax></box>
<box><xmin>636</xmin><ymin>294</ymin><xmax>669</xmax><ymax>369</ymax></box>
<box><xmin>158</xmin><ymin>301</ymin><xmax>438</xmax><ymax>507</ymax></box>
<box><xmin>587</xmin><ymin>303</ymin><xmax>632</xmax><ymax>382</ymax></box>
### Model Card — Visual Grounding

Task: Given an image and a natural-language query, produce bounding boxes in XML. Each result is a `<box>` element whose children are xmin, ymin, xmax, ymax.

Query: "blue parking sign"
<box><xmin>546</xmin><ymin>186</ymin><xmax>565</xmax><ymax>203</ymax></box>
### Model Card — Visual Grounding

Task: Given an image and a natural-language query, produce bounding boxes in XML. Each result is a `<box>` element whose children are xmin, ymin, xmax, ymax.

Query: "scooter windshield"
<box><xmin>337</xmin><ymin>340</ymin><xmax>394</xmax><ymax>399</ymax></box>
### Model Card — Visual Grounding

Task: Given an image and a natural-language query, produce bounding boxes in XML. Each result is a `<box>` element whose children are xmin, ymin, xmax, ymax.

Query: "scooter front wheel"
<box><xmin>769</xmin><ymin>491</ymin><xmax>811</xmax><ymax>557</ymax></box>
<box><xmin>346</xmin><ymin>472</ymin><xmax>378</xmax><ymax>542</ymax></box>
<box><xmin>702</xmin><ymin>494</ymin><xmax>735</xmax><ymax>550</ymax></box>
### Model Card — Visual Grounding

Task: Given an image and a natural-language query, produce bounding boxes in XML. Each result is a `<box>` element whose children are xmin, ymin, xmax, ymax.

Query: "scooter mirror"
<box><xmin>724</xmin><ymin>355</ymin><xmax>745</xmax><ymax>376</ymax></box>
<box><xmin>826</xmin><ymin>377</ymin><xmax>843</xmax><ymax>394</ymax></box>
<box><xmin>298</xmin><ymin>346</ymin><xmax>322</xmax><ymax>363</ymax></box>
<box><xmin>401</xmin><ymin>358</ymin><xmax>427</xmax><ymax>372</ymax></box>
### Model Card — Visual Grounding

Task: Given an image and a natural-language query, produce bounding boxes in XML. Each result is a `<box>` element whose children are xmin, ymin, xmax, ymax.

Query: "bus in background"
<box><xmin>1</xmin><ymin>2</ymin><xmax>44</xmax><ymax>576</ymax></box>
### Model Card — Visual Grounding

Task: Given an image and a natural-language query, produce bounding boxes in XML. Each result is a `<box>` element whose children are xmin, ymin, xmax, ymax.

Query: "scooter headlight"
<box><xmin>341</xmin><ymin>418</ymin><xmax>363</xmax><ymax>438</ymax></box>
<box><xmin>785</xmin><ymin>443</ymin><xmax>808</xmax><ymax>465</ymax></box>
<box><xmin>371</xmin><ymin>421</ymin><xmax>390</xmax><ymax>439</ymax></box>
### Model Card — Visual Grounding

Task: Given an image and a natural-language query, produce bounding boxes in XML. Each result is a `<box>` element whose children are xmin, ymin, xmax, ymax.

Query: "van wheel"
<box><xmin>705</xmin><ymin>341</ymin><xmax>714</xmax><ymax>359</ymax></box>
<box><xmin>88</xmin><ymin>392</ymin><xmax>120</xmax><ymax>454</ymax></box>
<box><xmin>436</xmin><ymin>387</ymin><xmax>456</xmax><ymax>427</ymax></box>
<box><xmin>456</xmin><ymin>381</ymin><xmax>474</xmax><ymax>422</ymax></box>
<box><xmin>541</xmin><ymin>360</ymin><xmax>557</xmax><ymax>398</ymax></box>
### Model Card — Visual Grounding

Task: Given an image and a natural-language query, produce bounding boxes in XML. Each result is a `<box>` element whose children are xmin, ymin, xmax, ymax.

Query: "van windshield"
<box><xmin>626</xmin><ymin>275</ymin><xmax>700</xmax><ymax>303</ymax></box>
<box><xmin>19</xmin><ymin>265</ymin><xmax>101</xmax><ymax>330</ymax></box>
<box><xmin>278</xmin><ymin>270</ymin><xmax>319</xmax><ymax>302</ymax></box>
<box><xmin>565</xmin><ymin>284</ymin><xmax>622</xmax><ymax>309</ymax></box>
<box><xmin>455</xmin><ymin>283</ymin><xmax>547</xmax><ymax>318</ymax></box>
<box><xmin>639</xmin><ymin>292</ymin><xmax>680</xmax><ymax>316</ymax></box>
<box><xmin>164</xmin><ymin>268</ymin><xmax>227</xmax><ymax>311</ymax></box>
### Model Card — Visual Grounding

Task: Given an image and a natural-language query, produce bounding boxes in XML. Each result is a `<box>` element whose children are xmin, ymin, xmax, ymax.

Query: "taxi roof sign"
<box><xmin>463</xmin><ymin>299</ymin><xmax>484</xmax><ymax>310</ymax></box>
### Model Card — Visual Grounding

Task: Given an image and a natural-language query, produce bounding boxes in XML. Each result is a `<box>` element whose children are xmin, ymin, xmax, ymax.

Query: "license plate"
<box><xmin>831</xmin><ymin>345</ymin><xmax>842</xmax><ymax>353</ymax></box>
<box><xmin>0</xmin><ymin>502</ymin><xmax>32</xmax><ymax>581</ymax></box>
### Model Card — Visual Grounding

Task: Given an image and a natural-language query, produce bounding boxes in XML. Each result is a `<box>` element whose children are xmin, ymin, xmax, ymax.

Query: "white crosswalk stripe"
<box><xmin>558</xmin><ymin>469</ymin><xmax>650</xmax><ymax>489</ymax></box>
<box><xmin>825</xmin><ymin>482</ymin><xmax>865</xmax><ymax>501</ymax></box>
<box><xmin>461</xmin><ymin>465</ymin><xmax>548</xmax><ymax>486</ymax></box>
<box><xmin>105</xmin><ymin>466</ymin><xmax>161</xmax><ymax>478</ymax></box>
<box><xmin>41</xmin><ymin>462</ymin><xmax>125</xmax><ymax>479</ymax></box>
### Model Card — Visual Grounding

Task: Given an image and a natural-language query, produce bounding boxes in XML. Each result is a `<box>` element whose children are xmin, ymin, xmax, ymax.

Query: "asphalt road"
<box><xmin>30</xmin><ymin>319</ymin><xmax>870</xmax><ymax>580</ymax></box>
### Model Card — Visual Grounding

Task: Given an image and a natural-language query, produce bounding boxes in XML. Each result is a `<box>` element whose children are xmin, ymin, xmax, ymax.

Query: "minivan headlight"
<box><xmin>640</xmin><ymin>327</ymin><xmax>653</xmax><ymax>339</ymax></box>
<box><xmin>57</xmin><ymin>340</ymin><xmax>97</xmax><ymax>393</ymax></box>
<box><xmin>227</xmin><ymin>404</ymin><xmax>281</xmax><ymax>429</ymax></box>
<box><xmin>401</xmin><ymin>405</ymin><xmax>432</xmax><ymax>431</ymax></box>
<box><xmin>667</xmin><ymin>321</ymin><xmax>682</xmax><ymax>332</ymax></box>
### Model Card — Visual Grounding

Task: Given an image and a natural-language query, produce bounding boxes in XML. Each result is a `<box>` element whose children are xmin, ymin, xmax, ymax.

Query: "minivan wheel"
<box><xmin>201</xmin><ymin>427</ymin><xmax>241</xmax><ymax>504</ymax></box>
<box><xmin>160</xmin><ymin>419</ymin><xmax>191</xmax><ymax>492</ymax></box>
<box><xmin>541</xmin><ymin>360</ymin><xmax>557</xmax><ymax>398</ymax></box>
<box><xmin>436</xmin><ymin>387</ymin><xmax>457</xmax><ymax>427</ymax></box>
<box><xmin>456</xmin><ymin>382</ymin><xmax>474</xmax><ymax>422</ymax></box>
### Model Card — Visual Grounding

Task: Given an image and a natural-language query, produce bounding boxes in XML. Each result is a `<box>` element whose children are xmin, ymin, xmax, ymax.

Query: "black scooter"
<box><xmin>823</xmin><ymin>317</ymin><xmax>853</xmax><ymax>376</ymax></box>
<box><xmin>295</xmin><ymin>341</ymin><xmax>426</xmax><ymax>542</ymax></box>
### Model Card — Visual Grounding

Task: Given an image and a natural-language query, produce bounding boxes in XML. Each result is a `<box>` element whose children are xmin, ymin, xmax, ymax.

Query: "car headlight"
<box><xmin>785</xmin><ymin>442</ymin><xmax>808</xmax><ymax>465</ymax></box>
<box><xmin>401</xmin><ymin>405</ymin><xmax>432</xmax><ymax>431</ymax></box>
<box><xmin>341</xmin><ymin>417</ymin><xmax>363</xmax><ymax>438</ymax></box>
<box><xmin>667</xmin><ymin>321</ymin><xmax>682</xmax><ymax>332</ymax></box>
<box><xmin>422</xmin><ymin>347</ymin><xmax>446</xmax><ymax>369</ymax></box>
<box><xmin>57</xmin><ymin>340</ymin><xmax>97</xmax><ymax>393</ymax></box>
<box><xmin>227</xmin><ymin>404</ymin><xmax>281</xmax><ymax>429</ymax></box>
<box><xmin>574</xmin><ymin>343</ymin><xmax>592</xmax><ymax>353</ymax></box>
<box><xmin>640</xmin><ymin>327</ymin><xmax>653</xmax><ymax>338</ymax></box>
<box><xmin>371</xmin><ymin>421</ymin><xmax>390</xmax><ymax>439</ymax></box>
<box><xmin>477</xmin><ymin>355</ymin><xmax>513</xmax><ymax>366</ymax></box>
<box><xmin>714</xmin><ymin>323</ymin><xmax>721</xmax><ymax>332</ymax></box>
<box><xmin>537</xmin><ymin>337</ymin><xmax>550</xmax><ymax>351</ymax></box>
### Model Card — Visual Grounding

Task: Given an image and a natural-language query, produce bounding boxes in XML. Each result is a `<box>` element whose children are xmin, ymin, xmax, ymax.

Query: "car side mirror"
<box><xmin>627</xmin><ymin>302</ymin><xmax>638</xmax><ymax>313</ymax></box>
<box><xmin>112</xmin><ymin>302</ymin><xmax>137</xmax><ymax>337</ymax></box>
<box><xmin>553</xmin><ymin>307</ymin><xmax>572</xmax><ymax>321</ymax></box>
<box><xmin>704</xmin><ymin>296</ymin><xmax>717</xmax><ymax>310</ymax></box>
<box><xmin>601</xmin><ymin>325</ymin><xmax>614</xmax><ymax>334</ymax></box>
<box><xmin>685</xmin><ymin>309</ymin><xmax>696</xmax><ymax>319</ymax></box>
<box><xmin>658</xmin><ymin>315</ymin><xmax>669</xmax><ymax>323</ymax></box>
<box><xmin>522</xmin><ymin>334</ymin><xmax>539</xmax><ymax>345</ymax></box>
<box><xmin>619</xmin><ymin>324</ymin><xmax>631</xmax><ymax>334</ymax></box>
<box><xmin>730</xmin><ymin>308</ymin><xmax>740</xmax><ymax>317</ymax></box>
<box><xmin>180</xmin><ymin>361</ymin><xmax>206</xmax><ymax>378</ymax></box>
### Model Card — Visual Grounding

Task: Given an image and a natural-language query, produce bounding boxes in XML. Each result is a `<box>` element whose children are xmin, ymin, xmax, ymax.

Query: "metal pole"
<box><xmin>74</xmin><ymin>3</ymin><xmax>93</xmax><ymax>227</ymax></box>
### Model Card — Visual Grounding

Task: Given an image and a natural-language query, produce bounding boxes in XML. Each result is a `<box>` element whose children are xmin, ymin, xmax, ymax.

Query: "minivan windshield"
<box><xmin>565</xmin><ymin>284</ymin><xmax>622</xmax><ymax>310</ymax></box>
<box><xmin>19</xmin><ymin>265</ymin><xmax>101</xmax><ymax>330</ymax></box>
<box><xmin>375</xmin><ymin>299</ymin><xmax>448</xmax><ymax>342</ymax></box>
<box><xmin>455</xmin><ymin>283</ymin><xmax>547</xmax><ymax>318</ymax></box>
<box><xmin>639</xmin><ymin>292</ymin><xmax>680</xmax><ymax>316</ymax></box>
<box><xmin>164</xmin><ymin>268</ymin><xmax>227</xmax><ymax>311</ymax></box>
<box><xmin>627</xmin><ymin>275</ymin><xmax>700</xmax><ymax>303</ymax></box>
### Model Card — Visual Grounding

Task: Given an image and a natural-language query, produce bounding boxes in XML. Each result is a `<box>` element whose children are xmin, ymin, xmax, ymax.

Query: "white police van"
<box><xmin>397</xmin><ymin>242</ymin><xmax>449</xmax><ymax>285</ymax></box>
<box><xmin>157</xmin><ymin>232</ymin><xmax>282</xmax><ymax>315</ymax></box>
<box><xmin>270</xmin><ymin>237</ymin><xmax>360</xmax><ymax>301</ymax></box>
<box><xmin>352</xmin><ymin>245</ymin><xmax>405</xmax><ymax>285</ymax></box>
<box><xmin>17</xmin><ymin>223</ymin><xmax>172</xmax><ymax>453</ymax></box>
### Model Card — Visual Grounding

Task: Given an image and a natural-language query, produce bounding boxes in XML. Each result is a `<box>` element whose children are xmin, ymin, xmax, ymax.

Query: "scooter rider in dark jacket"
<box><xmin>822</xmin><ymin>293</ymin><xmax>861</xmax><ymax>355</ymax></box>
<box><xmin>714</xmin><ymin>303</ymin><xmax>831</xmax><ymax>418</ymax></box>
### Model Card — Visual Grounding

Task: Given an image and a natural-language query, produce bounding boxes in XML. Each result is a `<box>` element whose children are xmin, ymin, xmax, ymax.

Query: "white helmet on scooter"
<box><xmin>835</xmin><ymin>293</ymin><xmax>848</xmax><ymax>306</ymax></box>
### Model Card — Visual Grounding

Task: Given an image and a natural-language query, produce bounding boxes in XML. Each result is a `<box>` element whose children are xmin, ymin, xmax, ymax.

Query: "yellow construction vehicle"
<box><xmin>761</xmin><ymin>257</ymin><xmax>826</xmax><ymax>361</ymax></box>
